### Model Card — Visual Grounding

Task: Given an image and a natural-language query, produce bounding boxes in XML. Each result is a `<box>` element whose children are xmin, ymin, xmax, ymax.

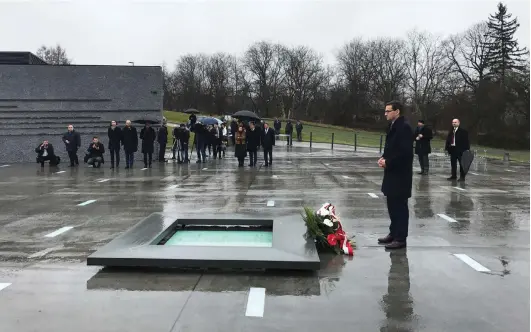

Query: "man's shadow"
<box><xmin>379</xmin><ymin>251</ymin><xmax>417</xmax><ymax>332</ymax></box>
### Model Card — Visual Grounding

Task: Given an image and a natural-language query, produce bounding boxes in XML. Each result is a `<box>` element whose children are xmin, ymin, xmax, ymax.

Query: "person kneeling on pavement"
<box><xmin>35</xmin><ymin>140</ymin><xmax>60</xmax><ymax>167</ymax></box>
<box><xmin>86</xmin><ymin>137</ymin><xmax>105</xmax><ymax>168</ymax></box>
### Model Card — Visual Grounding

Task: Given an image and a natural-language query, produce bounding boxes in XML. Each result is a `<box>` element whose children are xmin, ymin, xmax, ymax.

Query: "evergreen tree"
<box><xmin>484</xmin><ymin>2</ymin><xmax>528</xmax><ymax>83</ymax></box>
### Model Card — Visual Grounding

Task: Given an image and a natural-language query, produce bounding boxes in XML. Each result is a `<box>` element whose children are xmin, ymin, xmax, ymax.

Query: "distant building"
<box><xmin>0</xmin><ymin>52</ymin><xmax>163</xmax><ymax>163</ymax></box>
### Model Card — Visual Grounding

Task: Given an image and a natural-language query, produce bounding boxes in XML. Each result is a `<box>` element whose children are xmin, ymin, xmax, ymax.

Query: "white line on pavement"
<box><xmin>271</xmin><ymin>175</ymin><xmax>278</xmax><ymax>179</ymax></box>
<box><xmin>97</xmin><ymin>179</ymin><xmax>110</xmax><ymax>183</ymax></box>
<box><xmin>437</xmin><ymin>213</ymin><xmax>458</xmax><ymax>223</ymax></box>
<box><xmin>342</xmin><ymin>175</ymin><xmax>350</xmax><ymax>179</ymax></box>
<box><xmin>202</xmin><ymin>168</ymin><xmax>208</xmax><ymax>170</ymax></box>
<box><xmin>0</xmin><ymin>283</ymin><xmax>11</xmax><ymax>292</ymax></box>
<box><xmin>245</xmin><ymin>287</ymin><xmax>266</xmax><ymax>317</ymax></box>
<box><xmin>469</xmin><ymin>172</ymin><xmax>480</xmax><ymax>176</ymax></box>
<box><xmin>28</xmin><ymin>245</ymin><xmax>64</xmax><ymax>259</ymax></box>
<box><xmin>78</xmin><ymin>199</ymin><xmax>96</xmax><ymax>206</ymax></box>
<box><xmin>452</xmin><ymin>186</ymin><xmax>466</xmax><ymax>191</ymax></box>
<box><xmin>0</xmin><ymin>165</ymin><xmax>10</xmax><ymax>168</ymax></box>
<box><xmin>266</xmin><ymin>200</ymin><xmax>275</xmax><ymax>207</ymax></box>
<box><xmin>324</xmin><ymin>163</ymin><xmax>330</xmax><ymax>166</ymax></box>
<box><xmin>368</xmin><ymin>193</ymin><xmax>378</xmax><ymax>198</ymax></box>
<box><xmin>166</xmin><ymin>184</ymin><xmax>179</xmax><ymax>190</ymax></box>
<box><xmin>505</xmin><ymin>169</ymin><xmax>516</xmax><ymax>173</ymax></box>
<box><xmin>453</xmin><ymin>254</ymin><xmax>490</xmax><ymax>272</ymax></box>
<box><xmin>54</xmin><ymin>171</ymin><xmax>66</xmax><ymax>174</ymax></box>
<box><xmin>141</xmin><ymin>168</ymin><xmax>148</xmax><ymax>170</ymax></box>
<box><xmin>44</xmin><ymin>226</ymin><xmax>74</xmax><ymax>238</ymax></box>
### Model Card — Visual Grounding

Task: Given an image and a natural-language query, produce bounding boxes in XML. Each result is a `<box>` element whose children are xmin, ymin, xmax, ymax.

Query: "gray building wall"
<box><xmin>0</xmin><ymin>64</ymin><xmax>163</xmax><ymax>163</ymax></box>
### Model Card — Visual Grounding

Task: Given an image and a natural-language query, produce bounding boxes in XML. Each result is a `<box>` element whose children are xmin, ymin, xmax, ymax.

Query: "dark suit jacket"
<box><xmin>88</xmin><ymin>142</ymin><xmax>105</xmax><ymax>158</ymax></box>
<box><xmin>62</xmin><ymin>131</ymin><xmax>81</xmax><ymax>152</ymax></box>
<box><xmin>246</xmin><ymin>128</ymin><xmax>261</xmax><ymax>151</ymax></box>
<box><xmin>261</xmin><ymin>128</ymin><xmax>276</xmax><ymax>149</ymax></box>
<box><xmin>108</xmin><ymin>127</ymin><xmax>123</xmax><ymax>150</ymax></box>
<box><xmin>414</xmin><ymin>126</ymin><xmax>433</xmax><ymax>155</ymax></box>
<box><xmin>140</xmin><ymin>127</ymin><xmax>156</xmax><ymax>153</ymax></box>
<box><xmin>445</xmin><ymin>127</ymin><xmax>470</xmax><ymax>155</ymax></box>
<box><xmin>381</xmin><ymin>116</ymin><xmax>414</xmax><ymax>198</ymax></box>
<box><xmin>35</xmin><ymin>143</ymin><xmax>55</xmax><ymax>157</ymax></box>
<box><xmin>122</xmin><ymin>126</ymin><xmax>138</xmax><ymax>153</ymax></box>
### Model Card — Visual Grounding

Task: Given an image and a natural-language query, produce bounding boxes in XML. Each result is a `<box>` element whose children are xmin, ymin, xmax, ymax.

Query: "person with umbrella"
<box><xmin>122</xmin><ymin>120</ymin><xmax>138</xmax><ymax>169</ymax></box>
<box><xmin>445</xmin><ymin>118</ymin><xmax>470</xmax><ymax>181</ymax></box>
<box><xmin>377</xmin><ymin>101</ymin><xmax>413</xmax><ymax>250</ymax></box>
<box><xmin>234</xmin><ymin>123</ymin><xmax>247</xmax><ymax>167</ymax></box>
<box><xmin>140</xmin><ymin>121</ymin><xmax>156</xmax><ymax>168</ymax></box>
<box><xmin>246</xmin><ymin>121</ymin><xmax>260</xmax><ymax>167</ymax></box>
<box><xmin>413</xmin><ymin>120</ymin><xmax>433</xmax><ymax>175</ymax></box>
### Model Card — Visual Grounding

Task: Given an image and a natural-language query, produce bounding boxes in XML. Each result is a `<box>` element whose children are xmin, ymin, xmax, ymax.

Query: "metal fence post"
<box><xmin>310</xmin><ymin>132</ymin><xmax>313</xmax><ymax>148</ymax></box>
<box><xmin>379</xmin><ymin>135</ymin><xmax>383</xmax><ymax>154</ymax></box>
<box><xmin>331</xmin><ymin>133</ymin><xmax>334</xmax><ymax>150</ymax></box>
<box><xmin>354</xmin><ymin>133</ymin><xmax>357</xmax><ymax>152</ymax></box>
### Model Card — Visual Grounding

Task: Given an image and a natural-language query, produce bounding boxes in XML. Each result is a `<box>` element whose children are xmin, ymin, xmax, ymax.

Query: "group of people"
<box><xmin>378</xmin><ymin>100</ymin><xmax>471</xmax><ymax>250</ymax></box>
<box><xmin>271</xmin><ymin>118</ymin><xmax>303</xmax><ymax>145</ymax></box>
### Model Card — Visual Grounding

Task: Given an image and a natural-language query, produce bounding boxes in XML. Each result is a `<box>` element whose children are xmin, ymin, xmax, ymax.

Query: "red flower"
<box><xmin>327</xmin><ymin>234</ymin><xmax>338</xmax><ymax>246</ymax></box>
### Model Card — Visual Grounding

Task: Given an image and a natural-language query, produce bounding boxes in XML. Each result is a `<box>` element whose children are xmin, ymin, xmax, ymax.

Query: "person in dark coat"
<box><xmin>413</xmin><ymin>120</ymin><xmax>433</xmax><ymax>175</ymax></box>
<box><xmin>230</xmin><ymin>120</ymin><xmax>238</xmax><ymax>146</ymax></box>
<box><xmin>246</xmin><ymin>122</ymin><xmax>260</xmax><ymax>167</ymax></box>
<box><xmin>285</xmin><ymin>120</ymin><xmax>294</xmax><ymax>146</ymax></box>
<box><xmin>295</xmin><ymin>121</ymin><xmax>303</xmax><ymax>142</ymax></box>
<box><xmin>261</xmin><ymin>122</ymin><xmax>276</xmax><ymax>167</ymax></box>
<box><xmin>157</xmin><ymin>120</ymin><xmax>168</xmax><ymax>162</ymax></box>
<box><xmin>87</xmin><ymin>136</ymin><xmax>105</xmax><ymax>168</ymax></box>
<box><xmin>178</xmin><ymin>124</ymin><xmax>190</xmax><ymax>163</ymax></box>
<box><xmin>108</xmin><ymin>120</ymin><xmax>122</xmax><ymax>169</ymax></box>
<box><xmin>213</xmin><ymin>123</ymin><xmax>223</xmax><ymax>159</ymax></box>
<box><xmin>234</xmin><ymin>124</ymin><xmax>247</xmax><ymax>167</ymax></box>
<box><xmin>274</xmin><ymin>118</ymin><xmax>282</xmax><ymax>134</ymax></box>
<box><xmin>194</xmin><ymin>122</ymin><xmax>207</xmax><ymax>163</ymax></box>
<box><xmin>122</xmin><ymin>120</ymin><xmax>138</xmax><ymax>169</ymax></box>
<box><xmin>378</xmin><ymin>100</ymin><xmax>413</xmax><ymax>250</ymax></box>
<box><xmin>140</xmin><ymin>122</ymin><xmax>156</xmax><ymax>168</ymax></box>
<box><xmin>35</xmin><ymin>140</ymin><xmax>59</xmax><ymax>167</ymax></box>
<box><xmin>189</xmin><ymin>114</ymin><xmax>197</xmax><ymax>129</ymax></box>
<box><xmin>445</xmin><ymin>118</ymin><xmax>470</xmax><ymax>181</ymax></box>
<box><xmin>62</xmin><ymin>124</ymin><xmax>81</xmax><ymax>167</ymax></box>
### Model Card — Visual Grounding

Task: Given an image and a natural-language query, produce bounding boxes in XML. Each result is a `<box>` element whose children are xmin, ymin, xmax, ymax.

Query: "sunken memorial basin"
<box><xmin>87</xmin><ymin>213</ymin><xmax>320</xmax><ymax>270</ymax></box>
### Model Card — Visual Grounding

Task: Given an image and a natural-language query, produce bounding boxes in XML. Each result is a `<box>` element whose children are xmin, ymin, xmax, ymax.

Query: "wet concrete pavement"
<box><xmin>0</xmin><ymin>145</ymin><xmax>528</xmax><ymax>331</ymax></box>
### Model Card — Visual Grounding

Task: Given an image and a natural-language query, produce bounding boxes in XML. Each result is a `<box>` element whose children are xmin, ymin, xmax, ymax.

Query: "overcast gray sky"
<box><xmin>1</xmin><ymin>0</ymin><xmax>529</xmax><ymax>68</ymax></box>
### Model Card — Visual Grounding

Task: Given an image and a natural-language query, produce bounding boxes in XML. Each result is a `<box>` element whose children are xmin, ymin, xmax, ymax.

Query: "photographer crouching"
<box><xmin>35</xmin><ymin>140</ymin><xmax>60</xmax><ymax>167</ymax></box>
<box><xmin>86</xmin><ymin>137</ymin><xmax>105</xmax><ymax>168</ymax></box>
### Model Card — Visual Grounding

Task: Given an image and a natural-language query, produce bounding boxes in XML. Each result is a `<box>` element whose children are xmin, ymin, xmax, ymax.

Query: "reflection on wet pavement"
<box><xmin>0</xmin><ymin>147</ymin><xmax>528</xmax><ymax>332</ymax></box>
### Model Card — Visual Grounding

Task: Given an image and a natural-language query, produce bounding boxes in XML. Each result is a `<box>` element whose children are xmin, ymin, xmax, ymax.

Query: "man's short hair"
<box><xmin>93</xmin><ymin>136</ymin><xmax>98</xmax><ymax>139</ymax></box>
<box><xmin>385</xmin><ymin>100</ymin><xmax>403</xmax><ymax>112</ymax></box>
<box><xmin>418</xmin><ymin>120</ymin><xmax>425</xmax><ymax>124</ymax></box>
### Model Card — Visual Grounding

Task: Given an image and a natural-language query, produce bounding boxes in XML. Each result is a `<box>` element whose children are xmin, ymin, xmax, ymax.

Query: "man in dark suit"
<box><xmin>62</xmin><ymin>124</ymin><xmax>81</xmax><ymax>167</ymax></box>
<box><xmin>413</xmin><ymin>120</ymin><xmax>433</xmax><ymax>175</ymax></box>
<box><xmin>274</xmin><ymin>118</ymin><xmax>281</xmax><ymax>134</ymax></box>
<box><xmin>35</xmin><ymin>140</ymin><xmax>59</xmax><ymax>167</ymax></box>
<box><xmin>445</xmin><ymin>118</ymin><xmax>470</xmax><ymax>181</ymax></box>
<box><xmin>140</xmin><ymin>122</ymin><xmax>156</xmax><ymax>168</ymax></box>
<box><xmin>157</xmin><ymin>119</ymin><xmax>168</xmax><ymax>162</ymax></box>
<box><xmin>246</xmin><ymin>122</ymin><xmax>260</xmax><ymax>167</ymax></box>
<box><xmin>261</xmin><ymin>122</ymin><xmax>276</xmax><ymax>167</ymax></box>
<box><xmin>378</xmin><ymin>101</ymin><xmax>413</xmax><ymax>250</ymax></box>
<box><xmin>87</xmin><ymin>136</ymin><xmax>105</xmax><ymax>168</ymax></box>
<box><xmin>108</xmin><ymin>120</ymin><xmax>122</xmax><ymax>169</ymax></box>
<box><xmin>122</xmin><ymin>120</ymin><xmax>138</xmax><ymax>169</ymax></box>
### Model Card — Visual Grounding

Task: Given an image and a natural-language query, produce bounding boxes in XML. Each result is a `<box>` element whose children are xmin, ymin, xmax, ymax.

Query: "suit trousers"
<box><xmin>386</xmin><ymin>196</ymin><xmax>409</xmax><ymax>242</ymax></box>
<box><xmin>263</xmin><ymin>148</ymin><xmax>273</xmax><ymax>165</ymax></box>
<box><xmin>417</xmin><ymin>154</ymin><xmax>429</xmax><ymax>172</ymax></box>
<box><xmin>67</xmin><ymin>150</ymin><xmax>79</xmax><ymax>166</ymax></box>
<box><xmin>450</xmin><ymin>152</ymin><xmax>465</xmax><ymax>178</ymax></box>
<box><xmin>249</xmin><ymin>150</ymin><xmax>257</xmax><ymax>165</ymax></box>
<box><xmin>109</xmin><ymin>148</ymin><xmax>120</xmax><ymax>167</ymax></box>
<box><xmin>158</xmin><ymin>143</ymin><xmax>166</xmax><ymax>161</ymax></box>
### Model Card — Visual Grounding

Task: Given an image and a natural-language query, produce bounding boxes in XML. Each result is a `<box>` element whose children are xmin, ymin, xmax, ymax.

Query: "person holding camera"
<box><xmin>35</xmin><ymin>140</ymin><xmax>59</xmax><ymax>167</ymax></box>
<box><xmin>87</xmin><ymin>137</ymin><xmax>105</xmax><ymax>168</ymax></box>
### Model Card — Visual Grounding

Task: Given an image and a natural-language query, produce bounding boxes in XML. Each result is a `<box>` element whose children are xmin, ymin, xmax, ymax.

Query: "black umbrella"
<box><xmin>184</xmin><ymin>108</ymin><xmax>200</xmax><ymax>114</ymax></box>
<box><xmin>132</xmin><ymin>118</ymin><xmax>160</xmax><ymax>125</ymax></box>
<box><xmin>199</xmin><ymin>117</ymin><xmax>220</xmax><ymax>126</ymax></box>
<box><xmin>233</xmin><ymin>110</ymin><xmax>260</xmax><ymax>120</ymax></box>
<box><xmin>461</xmin><ymin>150</ymin><xmax>474</xmax><ymax>175</ymax></box>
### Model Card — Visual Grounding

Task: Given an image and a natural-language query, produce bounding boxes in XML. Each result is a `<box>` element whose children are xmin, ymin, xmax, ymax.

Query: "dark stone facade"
<box><xmin>0</xmin><ymin>64</ymin><xmax>163</xmax><ymax>163</ymax></box>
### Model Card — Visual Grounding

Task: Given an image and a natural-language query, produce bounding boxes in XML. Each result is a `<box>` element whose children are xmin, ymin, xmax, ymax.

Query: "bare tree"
<box><xmin>173</xmin><ymin>54</ymin><xmax>208</xmax><ymax>110</ymax></box>
<box><xmin>403</xmin><ymin>30</ymin><xmax>451</xmax><ymax>121</ymax></box>
<box><xmin>243</xmin><ymin>41</ymin><xmax>286</xmax><ymax>116</ymax></box>
<box><xmin>205</xmin><ymin>53</ymin><xmax>234</xmax><ymax>114</ymax></box>
<box><xmin>36</xmin><ymin>44</ymin><xmax>72</xmax><ymax>65</ymax></box>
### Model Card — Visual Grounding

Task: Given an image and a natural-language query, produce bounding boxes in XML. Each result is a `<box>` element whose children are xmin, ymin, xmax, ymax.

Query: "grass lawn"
<box><xmin>163</xmin><ymin>111</ymin><xmax>529</xmax><ymax>162</ymax></box>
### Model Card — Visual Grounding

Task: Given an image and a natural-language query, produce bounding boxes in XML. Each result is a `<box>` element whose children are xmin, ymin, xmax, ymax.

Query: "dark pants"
<box><xmin>180</xmin><ymin>143</ymin><xmax>189</xmax><ymax>162</ymax></box>
<box><xmin>125</xmin><ymin>152</ymin><xmax>135</xmax><ymax>168</ymax></box>
<box><xmin>37</xmin><ymin>155</ymin><xmax>52</xmax><ymax>167</ymax></box>
<box><xmin>143</xmin><ymin>152</ymin><xmax>153</xmax><ymax>166</ymax></box>
<box><xmin>196</xmin><ymin>140</ymin><xmax>206</xmax><ymax>162</ymax></box>
<box><xmin>296</xmin><ymin>131</ymin><xmax>302</xmax><ymax>141</ymax></box>
<box><xmin>263</xmin><ymin>148</ymin><xmax>272</xmax><ymax>165</ymax></box>
<box><xmin>417</xmin><ymin>154</ymin><xmax>429</xmax><ymax>173</ymax></box>
<box><xmin>287</xmin><ymin>133</ymin><xmax>293</xmax><ymax>145</ymax></box>
<box><xmin>249</xmin><ymin>150</ymin><xmax>257</xmax><ymax>166</ymax></box>
<box><xmin>67</xmin><ymin>150</ymin><xmax>78</xmax><ymax>166</ymax></box>
<box><xmin>109</xmin><ymin>148</ymin><xmax>120</xmax><ymax>167</ymax></box>
<box><xmin>159</xmin><ymin>143</ymin><xmax>166</xmax><ymax>161</ymax></box>
<box><xmin>215</xmin><ymin>145</ymin><xmax>223</xmax><ymax>159</ymax></box>
<box><xmin>386</xmin><ymin>196</ymin><xmax>409</xmax><ymax>242</ymax></box>
<box><xmin>237</xmin><ymin>157</ymin><xmax>245</xmax><ymax>167</ymax></box>
<box><xmin>450</xmin><ymin>152</ymin><xmax>465</xmax><ymax>178</ymax></box>
<box><xmin>88</xmin><ymin>156</ymin><xmax>103</xmax><ymax>168</ymax></box>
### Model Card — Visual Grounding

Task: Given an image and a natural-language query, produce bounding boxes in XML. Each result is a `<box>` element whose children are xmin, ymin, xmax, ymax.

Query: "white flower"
<box><xmin>323</xmin><ymin>218</ymin><xmax>333</xmax><ymax>227</ymax></box>
<box><xmin>317</xmin><ymin>208</ymin><xmax>330</xmax><ymax>216</ymax></box>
